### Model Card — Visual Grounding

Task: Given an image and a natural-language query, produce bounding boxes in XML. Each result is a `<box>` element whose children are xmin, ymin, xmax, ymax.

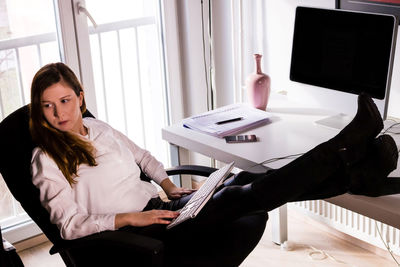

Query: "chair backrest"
<box><xmin>0</xmin><ymin>105</ymin><xmax>94</xmax><ymax>245</ymax></box>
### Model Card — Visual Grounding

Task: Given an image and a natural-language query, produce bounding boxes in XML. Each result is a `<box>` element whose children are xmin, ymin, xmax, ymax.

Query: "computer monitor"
<box><xmin>290</xmin><ymin>6</ymin><xmax>398</xmax><ymax>129</ymax></box>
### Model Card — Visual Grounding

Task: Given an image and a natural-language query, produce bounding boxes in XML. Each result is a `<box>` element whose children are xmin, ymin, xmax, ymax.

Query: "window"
<box><xmin>84</xmin><ymin>0</ymin><xmax>170</xmax><ymax>164</ymax></box>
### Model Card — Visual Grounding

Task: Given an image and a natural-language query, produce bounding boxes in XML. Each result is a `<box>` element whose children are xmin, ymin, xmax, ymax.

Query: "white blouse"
<box><xmin>31</xmin><ymin>118</ymin><xmax>168</xmax><ymax>240</ymax></box>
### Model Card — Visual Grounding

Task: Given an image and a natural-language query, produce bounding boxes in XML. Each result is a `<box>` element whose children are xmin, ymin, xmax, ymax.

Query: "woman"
<box><xmin>30</xmin><ymin>63</ymin><xmax>399</xmax><ymax>266</ymax></box>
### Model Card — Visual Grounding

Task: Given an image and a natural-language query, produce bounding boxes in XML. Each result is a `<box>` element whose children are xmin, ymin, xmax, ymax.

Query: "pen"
<box><xmin>216</xmin><ymin>117</ymin><xmax>243</xmax><ymax>125</ymax></box>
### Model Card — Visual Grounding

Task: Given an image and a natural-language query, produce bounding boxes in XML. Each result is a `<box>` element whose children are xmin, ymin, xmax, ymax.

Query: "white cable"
<box><xmin>307</xmin><ymin>245</ymin><xmax>358</xmax><ymax>266</ymax></box>
<box><xmin>282</xmin><ymin>242</ymin><xmax>358</xmax><ymax>267</ymax></box>
<box><xmin>285</xmin><ymin>237</ymin><xmax>400</xmax><ymax>266</ymax></box>
<box><xmin>375</xmin><ymin>222</ymin><xmax>400</xmax><ymax>266</ymax></box>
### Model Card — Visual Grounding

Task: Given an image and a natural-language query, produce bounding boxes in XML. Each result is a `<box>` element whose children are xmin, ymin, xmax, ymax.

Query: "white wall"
<box><xmin>263</xmin><ymin>0</ymin><xmax>400</xmax><ymax>119</ymax></box>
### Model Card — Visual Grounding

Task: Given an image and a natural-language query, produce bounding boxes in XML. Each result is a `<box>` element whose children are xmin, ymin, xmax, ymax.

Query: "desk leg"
<box><xmin>169</xmin><ymin>144</ymin><xmax>181</xmax><ymax>187</ymax></box>
<box><xmin>270</xmin><ymin>204</ymin><xmax>288</xmax><ymax>245</ymax></box>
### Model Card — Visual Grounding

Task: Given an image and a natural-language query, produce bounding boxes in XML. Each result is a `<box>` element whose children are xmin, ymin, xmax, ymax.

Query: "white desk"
<box><xmin>162</xmin><ymin>95</ymin><xmax>400</xmax><ymax>244</ymax></box>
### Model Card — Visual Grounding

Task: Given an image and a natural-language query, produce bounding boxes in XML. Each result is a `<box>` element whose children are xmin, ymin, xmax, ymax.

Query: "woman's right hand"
<box><xmin>115</xmin><ymin>210</ymin><xmax>180</xmax><ymax>228</ymax></box>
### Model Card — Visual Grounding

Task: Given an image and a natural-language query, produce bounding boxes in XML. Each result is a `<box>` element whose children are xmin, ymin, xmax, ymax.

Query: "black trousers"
<box><xmin>122</xmin><ymin>186</ymin><xmax>268</xmax><ymax>267</ymax></box>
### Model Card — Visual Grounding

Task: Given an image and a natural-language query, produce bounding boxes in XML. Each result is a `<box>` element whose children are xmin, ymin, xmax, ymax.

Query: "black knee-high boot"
<box><xmin>250</xmin><ymin>93</ymin><xmax>384</xmax><ymax>210</ymax></box>
<box><xmin>290</xmin><ymin>169</ymin><xmax>349</xmax><ymax>202</ymax></box>
<box><xmin>250</xmin><ymin>142</ymin><xmax>348</xmax><ymax>211</ymax></box>
<box><xmin>295</xmin><ymin>134</ymin><xmax>399</xmax><ymax>199</ymax></box>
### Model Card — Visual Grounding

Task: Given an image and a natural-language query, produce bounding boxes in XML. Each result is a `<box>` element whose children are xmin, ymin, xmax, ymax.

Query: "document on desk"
<box><xmin>182</xmin><ymin>103</ymin><xmax>272</xmax><ymax>138</ymax></box>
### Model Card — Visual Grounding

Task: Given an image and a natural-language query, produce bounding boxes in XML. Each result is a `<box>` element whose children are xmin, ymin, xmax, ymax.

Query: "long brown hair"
<box><xmin>29</xmin><ymin>62</ymin><xmax>97</xmax><ymax>185</ymax></box>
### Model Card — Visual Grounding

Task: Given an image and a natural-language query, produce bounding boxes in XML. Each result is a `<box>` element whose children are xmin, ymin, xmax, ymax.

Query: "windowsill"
<box><xmin>3</xmin><ymin>220</ymin><xmax>42</xmax><ymax>244</ymax></box>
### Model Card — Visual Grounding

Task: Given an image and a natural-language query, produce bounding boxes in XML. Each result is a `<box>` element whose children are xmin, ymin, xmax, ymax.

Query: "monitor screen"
<box><xmin>290</xmin><ymin>6</ymin><xmax>397</xmax><ymax>100</ymax></box>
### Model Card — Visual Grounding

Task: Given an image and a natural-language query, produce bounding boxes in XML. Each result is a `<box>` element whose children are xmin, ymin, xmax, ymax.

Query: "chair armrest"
<box><xmin>166</xmin><ymin>165</ymin><xmax>233</xmax><ymax>177</ymax></box>
<box><xmin>49</xmin><ymin>230</ymin><xmax>163</xmax><ymax>256</ymax></box>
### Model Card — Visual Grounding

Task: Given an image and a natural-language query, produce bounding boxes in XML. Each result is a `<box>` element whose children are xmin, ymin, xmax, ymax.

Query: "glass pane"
<box><xmin>0</xmin><ymin>0</ymin><xmax>63</xmax><ymax>228</ymax></box>
<box><xmin>137</xmin><ymin>24</ymin><xmax>168</xmax><ymax>164</ymax></box>
<box><xmin>86</xmin><ymin>0</ymin><xmax>170</xmax><ymax>166</ymax></box>
<box><xmin>0</xmin><ymin>0</ymin><xmax>61</xmax><ymax>116</ymax></box>
<box><xmin>86</xmin><ymin>0</ymin><xmax>156</xmax><ymax>24</ymax></box>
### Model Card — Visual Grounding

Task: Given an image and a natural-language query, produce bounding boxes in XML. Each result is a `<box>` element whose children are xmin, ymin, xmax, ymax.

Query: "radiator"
<box><xmin>291</xmin><ymin>200</ymin><xmax>400</xmax><ymax>255</ymax></box>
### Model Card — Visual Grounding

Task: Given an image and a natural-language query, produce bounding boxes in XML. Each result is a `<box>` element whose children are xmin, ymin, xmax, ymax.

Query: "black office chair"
<box><xmin>0</xmin><ymin>105</ymin><xmax>268</xmax><ymax>266</ymax></box>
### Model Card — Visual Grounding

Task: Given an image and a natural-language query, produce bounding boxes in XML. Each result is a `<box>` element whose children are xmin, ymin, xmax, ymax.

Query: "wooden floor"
<box><xmin>18</xmin><ymin>207</ymin><xmax>399</xmax><ymax>267</ymax></box>
<box><xmin>243</xmin><ymin>208</ymin><xmax>399</xmax><ymax>267</ymax></box>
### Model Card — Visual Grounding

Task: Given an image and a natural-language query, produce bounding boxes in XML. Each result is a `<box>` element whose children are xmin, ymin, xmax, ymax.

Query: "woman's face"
<box><xmin>41</xmin><ymin>81</ymin><xmax>85</xmax><ymax>135</ymax></box>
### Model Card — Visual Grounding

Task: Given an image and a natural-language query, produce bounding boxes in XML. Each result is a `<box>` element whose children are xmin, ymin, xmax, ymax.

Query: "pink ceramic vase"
<box><xmin>246</xmin><ymin>54</ymin><xmax>271</xmax><ymax>110</ymax></box>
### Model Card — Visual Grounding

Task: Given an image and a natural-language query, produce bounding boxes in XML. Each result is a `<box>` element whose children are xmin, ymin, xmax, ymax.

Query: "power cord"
<box><xmin>200</xmin><ymin>0</ymin><xmax>214</xmax><ymax>112</ymax></box>
<box><xmin>250</xmin><ymin>152</ymin><xmax>305</xmax><ymax>170</ymax></box>
<box><xmin>375</xmin><ymin>222</ymin><xmax>400</xmax><ymax>266</ymax></box>
<box><xmin>382</xmin><ymin>120</ymin><xmax>400</xmax><ymax>135</ymax></box>
<box><xmin>378</xmin><ymin>120</ymin><xmax>400</xmax><ymax>266</ymax></box>
<box><xmin>279</xmin><ymin>224</ymin><xmax>400</xmax><ymax>266</ymax></box>
<box><xmin>382</xmin><ymin>119</ymin><xmax>400</xmax><ymax>154</ymax></box>
<box><xmin>201</xmin><ymin>0</ymin><xmax>216</xmax><ymax>169</ymax></box>
<box><xmin>280</xmin><ymin>241</ymin><xmax>358</xmax><ymax>266</ymax></box>
<box><xmin>261</xmin><ymin>152</ymin><xmax>305</xmax><ymax>165</ymax></box>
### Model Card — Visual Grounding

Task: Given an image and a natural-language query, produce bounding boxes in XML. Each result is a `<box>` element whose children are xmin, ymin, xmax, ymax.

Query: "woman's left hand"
<box><xmin>160</xmin><ymin>178</ymin><xmax>196</xmax><ymax>199</ymax></box>
<box><xmin>166</xmin><ymin>186</ymin><xmax>196</xmax><ymax>199</ymax></box>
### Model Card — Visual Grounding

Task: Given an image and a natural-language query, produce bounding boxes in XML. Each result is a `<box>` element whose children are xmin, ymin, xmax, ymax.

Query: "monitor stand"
<box><xmin>315</xmin><ymin>113</ymin><xmax>354</xmax><ymax>130</ymax></box>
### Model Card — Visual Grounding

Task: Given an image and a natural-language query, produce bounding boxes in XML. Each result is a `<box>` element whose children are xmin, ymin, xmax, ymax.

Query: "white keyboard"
<box><xmin>166</xmin><ymin>162</ymin><xmax>234</xmax><ymax>229</ymax></box>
